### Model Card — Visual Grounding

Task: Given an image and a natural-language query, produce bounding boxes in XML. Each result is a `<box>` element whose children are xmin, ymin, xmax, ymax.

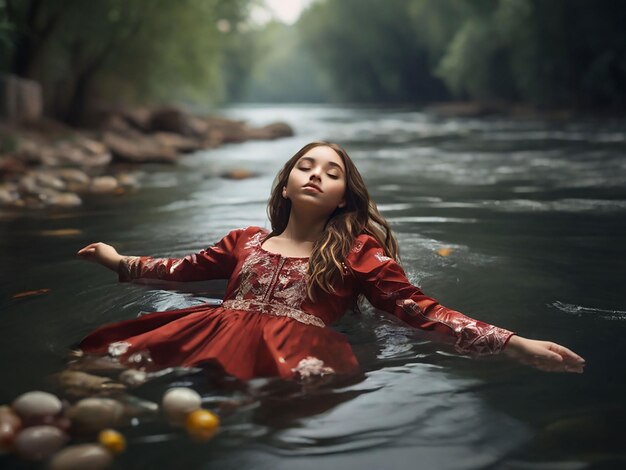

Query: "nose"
<box><xmin>309</xmin><ymin>167</ymin><xmax>322</xmax><ymax>181</ymax></box>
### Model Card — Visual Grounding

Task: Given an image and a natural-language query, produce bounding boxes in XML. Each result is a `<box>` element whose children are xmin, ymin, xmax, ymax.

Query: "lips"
<box><xmin>303</xmin><ymin>183</ymin><xmax>323</xmax><ymax>193</ymax></box>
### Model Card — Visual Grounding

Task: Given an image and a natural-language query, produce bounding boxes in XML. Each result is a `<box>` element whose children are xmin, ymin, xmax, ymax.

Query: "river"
<box><xmin>2</xmin><ymin>104</ymin><xmax>626</xmax><ymax>469</ymax></box>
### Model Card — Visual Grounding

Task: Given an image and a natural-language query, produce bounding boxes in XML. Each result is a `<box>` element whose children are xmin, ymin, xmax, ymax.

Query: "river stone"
<box><xmin>12</xmin><ymin>391</ymin><xmax>62</xmax><ymax>421</ymax></box>
<box><xmin>14</xmin><ymin>425</ymin><xmax>68</xmax><ymax>460</ymax></box>
<box><xmin>47</xmin><ymin>192</ymin><xmax>82</xmax><ymax>208</ymax></box>
<box><xmin>162</xmin><ymin>387</ymin><xmax>202</xmax><ymax>426</ymax></box>
<box><xmin>66</xmin><ymin>398</ymin><xmax>124</xmax><ymax>433</ymax></box>
<box><xmin>90</xmin><ymin>176</ymin><xmax>118</xmax><ymax>193</ymax></box>
<box><xmin>49</xmin><ymin>443</ymin><xmax>113</xmax><ymax>470</ymax></box>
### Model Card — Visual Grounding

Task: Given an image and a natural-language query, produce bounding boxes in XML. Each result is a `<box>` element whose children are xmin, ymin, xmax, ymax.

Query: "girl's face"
<box><xmin>283</xmin><ymin>146</ymin><xmax>347</xmax><ymax>214</ymax></box>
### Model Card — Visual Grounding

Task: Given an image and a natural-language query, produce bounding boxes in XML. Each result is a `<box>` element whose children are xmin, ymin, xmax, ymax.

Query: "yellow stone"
<box><xmin>98</xmin><ymin>429</ymin><xmax>126</xmax><ymax>454</ymax></box>
<box><xmin>185</xmin><ymin>409</ymin><xmax>220</xmax><ymax>441</ymax></box>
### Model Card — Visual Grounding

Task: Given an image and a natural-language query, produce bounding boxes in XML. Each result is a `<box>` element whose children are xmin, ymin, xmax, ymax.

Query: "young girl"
<box><xmin>76</xmin><ymin>141</ymin><xmax>585</xmax><ymax>380</ymax></box>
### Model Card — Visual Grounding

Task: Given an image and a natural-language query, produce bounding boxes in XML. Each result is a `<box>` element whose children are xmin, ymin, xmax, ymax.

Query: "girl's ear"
<box><xmin>338</xmin><ymin>199</ymin><xmax>346</xmax><ymax>208</ymax></box>
<box><xmin>282</xmin><ymin>186</ymin><xmax>288</xmax><ymax>199</ymax></box>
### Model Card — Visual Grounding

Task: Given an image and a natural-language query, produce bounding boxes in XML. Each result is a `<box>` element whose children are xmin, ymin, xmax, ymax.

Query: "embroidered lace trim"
<box><xmin>396</xmin><ymin>300</ymin><xmax>514</xmax><ymax>355</ymax></box>
<box><xmin>222</xmin><ymin>299</ymin><xmax>325</xmax><ymax>328</ymax></box>
<box><xmin>291</xmin><ymin>356</ymin><xmax>335</xmax><ymax>378</ymax></box>
<box><xmin>119</xmin><ymin>256</ymin><xmax>142</xmax><ymax>281</ymax></box>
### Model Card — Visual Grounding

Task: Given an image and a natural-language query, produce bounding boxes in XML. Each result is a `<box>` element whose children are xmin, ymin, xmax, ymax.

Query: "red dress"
<box><xmin>79</xmin><ymin>226</ymin><xmax>515</xmax><ymax>380</ymax></box>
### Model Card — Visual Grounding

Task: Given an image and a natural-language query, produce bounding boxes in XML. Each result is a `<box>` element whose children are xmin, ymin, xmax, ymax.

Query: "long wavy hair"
<box><xmin>265</xmin><ymin>141</ymin><xmax>400</xmax><ymax>303</ymax></box>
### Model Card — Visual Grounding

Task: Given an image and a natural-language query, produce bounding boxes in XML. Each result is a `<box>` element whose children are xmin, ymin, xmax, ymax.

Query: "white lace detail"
<box><xmin>374</xmin><ymin>251</ymin><xmax>391</xmax><ymax>263</ymax></box>
<box><xmin>291</xmin><ymin>356</ymin><xmax>335</xmax><ymax>378</ymax></box>
<box><xmin>108</xmin><ymin>341</ymin><xmax>131</xmax><ymax>357</ymax></box>
<box><xmin>244</xmin><ymin>230</ymin><xmax>265</xmax><ymax>249</ymax></box>
<box><xmin>272</xmin><ymin>259</ymin><xmax>309</xmax><ymax>309</ymax></box>
<box><xmin>222</xmin><ymin>299</ymin><xmax>325</xmax><ymax>327</ymax></box>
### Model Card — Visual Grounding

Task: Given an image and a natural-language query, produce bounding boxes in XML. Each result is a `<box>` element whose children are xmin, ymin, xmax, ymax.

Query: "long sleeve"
<box><xmin>346</xmin><ymin>234</ymin><xmax>515</xmax><ymax>355</ymax></box>
<box><xmin>118</xmin><ymin>228</ymin><xmax>243</xmax><ymax>283</ymax></box>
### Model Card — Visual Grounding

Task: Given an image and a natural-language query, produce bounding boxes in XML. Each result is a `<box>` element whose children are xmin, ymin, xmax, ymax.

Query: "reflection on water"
<box><xmin>1</xmin><ymin>104</ymin><xmax>626</xmax><ymax>468</ymax></box>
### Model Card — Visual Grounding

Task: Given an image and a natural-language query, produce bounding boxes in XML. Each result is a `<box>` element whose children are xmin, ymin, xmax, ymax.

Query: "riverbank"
<box><xmin>0</xmin><ymin>106</ymin><xmax>293</xmax><ymax>210</ymax></box>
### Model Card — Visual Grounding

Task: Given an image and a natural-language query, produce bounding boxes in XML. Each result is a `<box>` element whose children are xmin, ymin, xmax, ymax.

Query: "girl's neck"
<box><xmin>280</xmin><ymin>210</ymin><xmax>326</xmax><ymax>242</ymax></box>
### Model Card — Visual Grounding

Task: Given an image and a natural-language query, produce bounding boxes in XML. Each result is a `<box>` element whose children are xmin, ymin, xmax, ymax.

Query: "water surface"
<box><xmin>2</xmin><ymin>104</ymin><xmax>626</xmax><ymax>469</ymax></box>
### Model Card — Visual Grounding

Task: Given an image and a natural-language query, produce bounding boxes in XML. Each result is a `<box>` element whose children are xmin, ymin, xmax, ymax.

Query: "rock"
<box><xmin>14</xmin><ymin>425</ymin><xmax>68</xmax><ymax>460</ymax></box>
<box><xmin>118</xmin><ymin>369</ymin><xmax>148</xmax><ymax>387</ymax></box>
<box><xmin>187</xmin><ymin>116</ymin><xmax>210</xmax><ymax>137</ymax></box>
<box><xmin>162</xmin><ymin>387</ymin><xmax>202</xmax><ymax>426</ymax></box>
<box><xmin>52</xmin><ymin>168</ymin><xmax>91</xmax><ymax>192</ymax></box>
<box><xmin>49</xmin><ymin>443</ymin><xmax>113</xmax><ymax>470</ymax></box>
<box><xmin>55</xmin><ymin>370</ymin><xmax>126</xmax><ymax>398</ymax></box>
<box><xmin>47</xmin><ymin>192</ymin><xmax>82</xmax><ymax>208</ymax></box>
<box><xmin>90</xmin><ymin>176</ymin><xmax>118</xmax><ymax>193</ymax></box>
<box><xmin>115</xmin><ymin>173</ymin><xmax>139</xmax><ymax>188</ymax></box>
<box><xmin>103</xmin><ymin>131</ymin><xmax>178</xmax><ymax>164</ymax></box>
<box><xmin>12</xmin><ymin>391</ymin><xmax>63</xmax><ymax>422</ymax></box>
<box><xmin>121</xmin><ymin>107</ymin><xmax>152</xmax><ymax>132</ymax></box>
<box><xmin>66</xmin><ymin>398</ymin><xmax>125</xmax><ymax>433</ymax></box>
<box><xmin>0</xmin><ymin>155</ymin><xmax>27</xmax><ymax>175</ymax></box>
<box><xmin>220</xmin><ymin>168</ymin><xmax>256</xmax><ymax>180</ymax></box>
<box><xmin>153</xmin><ymin>132</ymin><xmax>201</xmax><ymax>152</ymax></box>
<box><xmin>0</xmin><ymin>406</ymin><xmax>22</xmax><ymax>452</ymax></box>
<box><xmin>34</xmin><ymin>172</ymin><xmax>66</xmax><ymax>191</ymax></box>
<box><xmin>0</xmin><ymin>184</ymin><xmax>20</xmax><ymax>205</ymax></box>
<box><xmin>205</xmin><ymin>115</ymin><xmax>249</xmax><ymax>143</ymax></box>
<box><xmin>248</xmin><ymin>121</ymin><xmax>294</xmax><ymax>140</ymax></box>
<box><xmin>150</xmin><ymin>106</ymin><xmax>193</xmax><ymax>135</ymax></box>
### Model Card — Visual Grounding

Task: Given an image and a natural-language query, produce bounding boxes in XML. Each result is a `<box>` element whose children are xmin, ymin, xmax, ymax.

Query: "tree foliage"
<box><xmin>0</xmin><ymin>0</ymin><xmax>254</xmax><ymax>122</ymax></box>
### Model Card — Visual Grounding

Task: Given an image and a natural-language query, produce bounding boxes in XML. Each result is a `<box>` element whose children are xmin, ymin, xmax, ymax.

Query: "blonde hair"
<box><xmin>266</xmin><ymin>141</ymin><xmax>400</xmax><ymax>303</ymax></box>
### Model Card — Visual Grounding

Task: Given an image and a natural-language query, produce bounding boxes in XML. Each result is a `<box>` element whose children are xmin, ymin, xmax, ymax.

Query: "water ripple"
<box><xmin>551</xmin><ymin>301</ymin><xmax>626</xmax><ymax>321</ymax></box>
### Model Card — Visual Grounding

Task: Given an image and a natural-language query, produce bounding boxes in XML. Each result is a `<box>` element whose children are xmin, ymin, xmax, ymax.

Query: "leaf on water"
<box><xmin>12</xmin><ymin>288</ymin><xmax>51</xmax><ymax>299</ymax></box>
<box><xmin>437</xmin><ymin>247</ymin><xmax>453</xmax><ymax>257</ymax></box>
<box><xmin>39</xmin><ymin>229</ymin><xmax>83</xmax><ymax>236</ymax></box>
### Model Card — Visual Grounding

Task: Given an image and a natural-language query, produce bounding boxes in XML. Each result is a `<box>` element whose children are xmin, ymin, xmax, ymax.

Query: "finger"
<box><xmin>550</xmin><ymin>344</ymin><xmax>585</xmax><ymax>363</ymax></box>
<box><xmin>77</xmin><ymin>243</ymin><xmax>98</xmax><ymax>254</ymax></box>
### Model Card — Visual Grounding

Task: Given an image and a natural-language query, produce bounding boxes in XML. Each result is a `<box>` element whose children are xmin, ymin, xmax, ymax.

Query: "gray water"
<box><xmin>2</xmin><ymin>104</ymin><xmax>626</xmax><ymax>469</ymax></box>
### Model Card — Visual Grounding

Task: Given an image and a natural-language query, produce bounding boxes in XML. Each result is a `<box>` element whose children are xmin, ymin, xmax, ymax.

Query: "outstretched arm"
<box><xmin>347</xmin><ymin>234</ymin><xmax>585</xmax><ymax>373</ymax></box>
<box><xmin>76</xmin><ymin>228</ymin><xmax>243</xmax><ymax>283</ymax></box>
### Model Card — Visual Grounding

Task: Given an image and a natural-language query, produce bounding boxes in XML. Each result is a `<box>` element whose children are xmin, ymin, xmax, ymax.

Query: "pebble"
<box><xmin>90</xmin><ymin>176</ymin><xmax>118</xmax><ymax>193</ymax></box>
<box><xmin>162</xmin><ymin>387</ymin><xmax>202</xmax><ymax>426</ymax></box>
<box><xmin>66</xmin><ymin>398</ymin><xmax>124</xmax><ymax>433</ymax></box>
<box><xmin>12</xmin><ymin>391</ymin><xmax>62</xmax><ymax>422</ymax></box>
<box><xmin>185</xmin><ymin>409</ymin><xmax>220</xmax><ymax>441</ymax></box>
<box><xmin>14</xmin><ymin>425</ymin><xmax>69</xmax><ymax>460</ymax></box>
<box><xmin>0</xmin><ymin>406</ymin><xmax>22</xmax><ymax>452</ymax></box>
<box><xmin>49</xmin><ymin>443</ymin><xmax>113</xmax><ymax>470</ymax></box>
<box><xmin>98</xmin><ymin>428</ymin><xmax>126</xmax><ymax>454</ymax></box>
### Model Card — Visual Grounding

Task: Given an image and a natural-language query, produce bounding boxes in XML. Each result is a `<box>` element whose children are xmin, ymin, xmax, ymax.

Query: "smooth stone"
<box><xmin>14</xmin><ymin>425</ymin><xmax>69</xmax><ymax>460</ymax></box>
<box><xmin>46</xmin><ymin>192</ymin><xmax>82</xmax><ymax>207</ymax></box>
<box><xmin>34</xmin><ymin>172</ymin><xmax>66</xmax><ymax>190</ymax></box>
<box><xmin>66</xmin><ymin>398</ymin><xmax>124</xmax><ymax>433</ymax></box>
<box><xmin>49</xmin><ymin>443</ymin><xmax>113</xmax><ymax>470</ymax></box>
<box><xmin>162</xmin><ymin>387</ymin><xmax>202</xmax><ymax>426</ymax></box>
<box><xmin>0</xmin><ymin>407</ymin><xmax>22</xmax><ymax>452</ymax></box>
<box><xmin>220</xmin><ymin>168</ymin><xmax>256</xmax><ymax>180</ymax></box>
<box><xmin>118</xmin><ymin>369</ymin><xmax>148</xmax><ymax>387</ymax></box>
<box><xmin>90</xmin><ymin>176</ymin><xmax>118</xmax><ymax>194</ymax></box>
<box><xmin>12</xmin><ymin>391</ymin><xmax>62</xmax><ymax>421</ymax></box>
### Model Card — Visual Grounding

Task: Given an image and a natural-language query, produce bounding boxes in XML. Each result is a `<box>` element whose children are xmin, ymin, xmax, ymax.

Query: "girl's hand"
<box><xmin>76</xmin><ymin>242</ymin><xmax>123</xmax><ymax>272</ymax></box>
<box><xmin>503</xmin><ymin>335</ymin><xmax>585</xmax><ymax>373</ymax></box>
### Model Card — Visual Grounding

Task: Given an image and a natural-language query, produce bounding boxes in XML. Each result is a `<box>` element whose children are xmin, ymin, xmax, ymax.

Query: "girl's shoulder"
<box><xmin>350</xmin><ymin>232</ymin><xmax>381</xmax><ymax>254</ymax></box>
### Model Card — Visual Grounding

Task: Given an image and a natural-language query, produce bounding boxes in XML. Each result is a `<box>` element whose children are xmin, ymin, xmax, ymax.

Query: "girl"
<box><xmin>76</xmin><ymin>141</ymin><xmax>585</xmax><ymax>380</ymax></box>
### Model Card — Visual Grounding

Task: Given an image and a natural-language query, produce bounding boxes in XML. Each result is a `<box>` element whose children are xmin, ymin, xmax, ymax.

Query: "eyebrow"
<box><xmin>299</xmin><ymin>156</ymin><xmax>345</xmax><ymax>173</ymax></box>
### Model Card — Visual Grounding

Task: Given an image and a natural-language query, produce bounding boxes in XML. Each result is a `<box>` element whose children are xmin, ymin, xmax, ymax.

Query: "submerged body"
<box><xmin>79</xmin><ymin>226</ymin><xmax>514</xmax><ymax>381</ymax></box>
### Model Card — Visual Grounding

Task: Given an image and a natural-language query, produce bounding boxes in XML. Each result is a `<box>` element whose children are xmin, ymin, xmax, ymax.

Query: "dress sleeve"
<box><xmin>346</xmin><ymin>234</ymin><xmax>515</xmax><ymax>355</ymax></box>
<box><xmin>118</xmin><ymin>228</ymin><xmax>243</xmax><ymax>283</ymax></box>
